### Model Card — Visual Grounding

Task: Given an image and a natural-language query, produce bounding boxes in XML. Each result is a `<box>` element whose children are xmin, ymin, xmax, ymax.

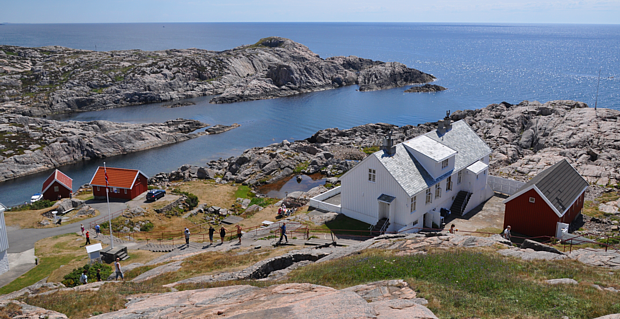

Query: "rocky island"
<box><xmin>404</xmin><ymin>83</ymin><xmax>447</xmax><ymax>93</ymax></box>
<box><xmin>0</xmin><ymin>37</ymin><xmax>435</xmax><ymax>116</ymax></box>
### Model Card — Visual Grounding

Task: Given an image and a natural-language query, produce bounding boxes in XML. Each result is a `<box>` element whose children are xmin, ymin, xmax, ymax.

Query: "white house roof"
<box><xmin>373</xmin><ymin>120</ymin><xmax>492</xmax><ymax>197</ymax></box>
<box><xmin>467</xmin><ymin>161</ymin><xmax>488</xmax><ymax>175</ymax></box>
<box><xmin>403</xmin><ymin>136</ymin><xmax>457</xmax><ymax>162</ymax></box>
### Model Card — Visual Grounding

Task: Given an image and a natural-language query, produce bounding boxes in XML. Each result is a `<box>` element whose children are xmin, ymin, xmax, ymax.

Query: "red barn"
<box><xmin>42</xmin><ymin>169</ymin><xmax>73</xmax><ymax>201</ymax></box>
<box><xmin>503</xmin><ymin>159</ymin><xmax>588</xmax><ymax>238</ymax></box>
<box><xmin>89</xmin><ymin>167</ymin><xmax>149</xmax><ymax>200</ymax></box>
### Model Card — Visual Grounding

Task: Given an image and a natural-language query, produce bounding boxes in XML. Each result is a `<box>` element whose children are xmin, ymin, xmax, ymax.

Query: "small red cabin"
<box><xmin>42</xmin><ymin>169</ymin><xmax>73</xmax><ymax>201</ymax></box>
<box><xmin>89</xmin><ymin>167</ymin><xmax>149</xmax><ymax>200</ymax></box>
<box><xmin>503</xmin><ymin>159</ymin><xmax>588</xmax><ymax>238</ymax></box>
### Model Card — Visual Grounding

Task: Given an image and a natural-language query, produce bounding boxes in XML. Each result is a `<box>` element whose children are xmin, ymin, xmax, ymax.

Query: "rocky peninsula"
<box><xmin>154</xmin><ymin>100</ymin><xmax>619</xmax><ymax>196</ymax></box>
<box><xmin>0</xmin><ymin>115</ymin><xmax>207</xmax><ymax>182</ymax></box>
<box><xmin>0</xmin><ymin>37</ymin><xmax>435</xmax><ymax>116</ymax></box>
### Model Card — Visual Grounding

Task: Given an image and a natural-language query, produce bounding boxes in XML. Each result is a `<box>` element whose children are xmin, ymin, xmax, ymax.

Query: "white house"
<box><xmin>0</xmin><ymin>203</ymin><xmax>9</xmax><ymax>275</ymax></box>
<box><xmin>311</xmin><ymin>115</ymin><xmax>494</xmax><ymax>233</ymax></box>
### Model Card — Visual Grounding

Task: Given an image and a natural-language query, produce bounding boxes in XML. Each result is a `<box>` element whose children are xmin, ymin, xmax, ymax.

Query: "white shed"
<box><xmin>85</xmin><ymin>243</ymin><xmax>103</xmax><ymax>264</ymax></box>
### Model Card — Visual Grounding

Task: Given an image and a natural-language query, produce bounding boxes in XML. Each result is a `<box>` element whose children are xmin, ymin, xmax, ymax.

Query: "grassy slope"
<box><xmin>288</xmin><ymin>249</ymin><xmax>620</xmax><ymax>319</ymax></box>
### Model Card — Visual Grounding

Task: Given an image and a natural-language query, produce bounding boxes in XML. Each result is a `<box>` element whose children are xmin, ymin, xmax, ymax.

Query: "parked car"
<box><xmin>31</xmin><ymin>193</ymin><xmax>43</xmax><ymax>203</ymax></box>
<box><xmin>146</xmin><ymin>189</ymin><xmax>166</xmax><ymax>201</ymax></box>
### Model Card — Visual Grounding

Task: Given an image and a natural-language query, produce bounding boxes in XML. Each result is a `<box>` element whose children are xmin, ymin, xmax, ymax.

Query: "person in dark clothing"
<box><xmin>184</xmin><ymin>228</ymin><xmax>190</xmax><ymax>246</ymax></box>
<box><xmin>208</xmin><ymin>225</ymin><xmax>215</xmax><ymax>244</ymax></box>
<box><xmin>85</xmin><ymin>231</ymin><xmax>91</xmax><ymax>245</ymax></box>
<box><xmin>220</xmin><ymin>226</ymin><xmax>226</xmax><ymax>244</ymax></box>
<box><xmin>96</xmin><ymin>268</ymin><xmax>101</xmax><ymax>282</ymax></box>
<box><xmin>278</xmin><ymin>223</ymin><xmax>288</xmax><ymax>244</ymax></box>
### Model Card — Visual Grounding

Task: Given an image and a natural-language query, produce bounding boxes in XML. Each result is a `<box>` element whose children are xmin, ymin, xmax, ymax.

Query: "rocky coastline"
<box><xmin>153</xmin><ymin>100</ymin><xmax>619</xmax><ymax>197</ymax></box>
<box><xmin>0</xmin><ymin>114</ymin><xmax>208</xmax><ymax>182</ymax></box>
<box><xmin>0</xmin><ymin>37</ymin><xmax>435</xmax><ymax>116</ymax></box>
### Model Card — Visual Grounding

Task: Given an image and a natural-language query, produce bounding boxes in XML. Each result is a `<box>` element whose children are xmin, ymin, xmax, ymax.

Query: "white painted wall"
<box><xmin>0</xmin><ymin>250</ymin><xmax>8</xmax><ymax>276</ymax></box>
<box><xmin>340</xmin><ymin>155</ymin><xmax>408</xmax><ymax>228</ymax></box>
<box><xmin>403</xmin><ymin>146</ymin><xmax>455</xmax><ymax>180</ymax></box>
<box><xmin>0</xmin><ymin>205</ymin><xmax>8</xmax><ymax>276</ymax></box>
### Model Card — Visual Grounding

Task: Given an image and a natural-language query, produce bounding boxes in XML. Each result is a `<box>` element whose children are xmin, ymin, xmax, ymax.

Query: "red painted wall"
<box><xmin>504</xmin><ymin>189</ymin><xmax>585</xmax><ymax>237</ymax></box>
<box><xmin>42</xmin><ymin>181</ymin><xmax>72</xmax><ymax>201</ymax></box>
<box><xmin>92</xmin><ymin>174</ymin><xmax>148</xmax><ymax>200</ymax></box>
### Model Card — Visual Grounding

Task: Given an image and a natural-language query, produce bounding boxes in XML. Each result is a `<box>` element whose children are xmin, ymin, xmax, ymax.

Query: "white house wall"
<box><xmin>340</xmin><ymin>155</ymin><xmax>408</xmax><ymax>227</ymax></box>
<box><xmin>0</xmin><ymin>209</ymin><xmax>9</xmax><ymax>276</ymax></box>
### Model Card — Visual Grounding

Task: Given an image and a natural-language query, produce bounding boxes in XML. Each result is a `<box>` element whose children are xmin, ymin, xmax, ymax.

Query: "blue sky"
<box><xmin>2</xmin><ymin>0</ymin><xmax>619</xmax><ymax>24</ymax></box>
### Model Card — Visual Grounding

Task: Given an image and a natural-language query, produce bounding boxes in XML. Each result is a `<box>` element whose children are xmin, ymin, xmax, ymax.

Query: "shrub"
<box><xmin>140</xmin><ymin>222</ymin><xmax>154</xmax><ymax>232</ymax></box>
<box><xmin>171</xmin><ymin>189</ymin><xmax>199</xmax><ymax>210</ymax></box>
<box><xmin>9</xmin><ymin>200</ymin><xmax>55</xmax><ymax>212</ymax></box>
<box><xmin>62</xmin><ymin>263</ymin><xmax>112</xmax><ymax>287</ymax></box>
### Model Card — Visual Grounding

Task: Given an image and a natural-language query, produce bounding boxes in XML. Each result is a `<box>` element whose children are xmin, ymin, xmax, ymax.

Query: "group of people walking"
<box><xmin>184</xmin><ymin>224</ymin><xmax>244</xmax><ymax>246</ymax></box>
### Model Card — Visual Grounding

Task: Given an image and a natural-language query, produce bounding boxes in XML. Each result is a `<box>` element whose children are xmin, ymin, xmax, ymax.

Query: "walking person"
<box><xmin>236</xmin><ymin>225</ymin><xmax>242</xmax><ymax>244</ymax></box>
<box><xmin>208</xmin><ymin>225</ymin><xmax>215</xmax><ymax>244</ymax></box>
<box><xmin>502</xmin><ymin>225</ymin><xmax>512</xmax><ymax>241</ymax></box>
<box><xmin>115</xmin><ymin>258</ymin><xmax>124</xmax><ymax>281</ymax></box>
<box><xmin>278</xmin><ymin>223</ymin><xmax>288</xmax><ymax>244</ymax></box>
<box><xmin>96</xmin><ymin>268</ymin><xmax>101</xmax><ymax>282</ymax></box>
<box><xmin>95</xmin><ymin>224</ymin><xmax>101</xmax><ymax>238</ymax></box>
<box><xmin>184</xmin><ymin>227</ymin><xmax>190</xmax><ymax>247</ymax></box>
<box><xmin>85</xmin><ymin>230</ymin><xmax>91</xmax><ymax>245</ymax></box>
<box><xmin>219</xmin><ymin>226</ymin><xmax>226</xmax><ymax>244</ymax></box>
<box><xmin>80</xmin><ymin>224</ymin><xmax>85</xmax><ymax>236</ymax></box>
<box><xmin>79</xmin><ymin>270</ymin><xmax>88</xmax><ymax>285</ymax></box>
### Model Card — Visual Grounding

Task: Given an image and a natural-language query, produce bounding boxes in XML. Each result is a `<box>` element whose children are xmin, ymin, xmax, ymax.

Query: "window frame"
<box><xmin>368</xmin><ymin>168</ymin><xmax>376</xmax><ymax>183</ymax></box>
<box><xmin>446</xmin><ymin>176</ymin><xmax>453</xmax><ymax>191</ymax></box>
<box><xmin>435</xmin><ymin>183</ymin><xmax>442</xmax><ymax>199</ymax></box>
<box><xmin>425</xmin><ymin>189</ymin><xmax>432</xmax><ymax>204</ymax></box>
<box><xmin>410</xmin><ymin>196</ymin><xmax>417</xmax><ymax>213</ymax></box>
<box><xmin>457</xmin><ymin>170</ymin><xmax>462</xmax><ymax>184</ymax></box>
<box><xmin>53</xmin><ymin>185</ymin><xmax>59</xmax><ymax>192</ymax></box>
<box><xmin>442</xmin><ymin>159</ymin><xmax>449</xmax><ymax>169</ymax></box>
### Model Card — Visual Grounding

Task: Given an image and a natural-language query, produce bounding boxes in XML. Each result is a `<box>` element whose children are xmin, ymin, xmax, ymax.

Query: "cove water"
<box><xmin>0</xmin><ymin>23</ymin><xmax>618</xmax><ymax>206</ymax></box>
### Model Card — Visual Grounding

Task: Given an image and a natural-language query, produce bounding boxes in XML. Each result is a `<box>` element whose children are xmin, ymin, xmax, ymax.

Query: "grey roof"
<box><xmin>377</xmin><ymin>194</ymin><xmax>396</xmax><ymax>203</ymax></box>
<box><xmin>374</xmin><ymin>120</ymin><xmax>491</xmax><ymax>197</ymax></box>
<box><xmin>512</xmin><ymin>159</ymin><xmax>588</xmax><ymax>215</ymax></box>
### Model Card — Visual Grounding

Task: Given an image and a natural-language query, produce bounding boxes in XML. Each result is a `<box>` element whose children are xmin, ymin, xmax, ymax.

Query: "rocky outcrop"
<box><xmin>160</xmin><ymin>101</ymin><xmax>620</xmax><ymax>197</ymax></box>
<box><xmin>93</xmin><ymin>282</ymin><xmax>436</xmax><ymax>319</ymax></box>
<box><xmin>0</xmin><ymin>114</ymin><xmax>207</xmax><ymax>182</ymax></box>
<box><xmin>0</xmin><ymin>37</ymin><xmax>434</xmax><ymax>116</ymax></box>
<box><xmin>204</xmin><ymin>123</ymin><xmax>240</xmax><ymax>135</ymax></box>
<box><xmin>404</xmin><ymin>84</ymin><xmax>447</xmax><ymax>93</ymax></box>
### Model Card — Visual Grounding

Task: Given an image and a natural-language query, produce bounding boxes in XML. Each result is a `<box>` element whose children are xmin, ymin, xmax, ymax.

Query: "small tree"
<box><xmin>62</xmin><ymin>263</ymin><xmax>113</xmax><ymax>287</ymax></box>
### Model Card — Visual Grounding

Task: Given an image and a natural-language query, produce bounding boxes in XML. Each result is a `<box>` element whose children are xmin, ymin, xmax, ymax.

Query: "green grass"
<box><xmin>583</xmin><ymin>191</ymin><xmax>620</xmax><ymax>218</ymax></box>
<box><xmin>362</xmin><ymin>146</ymin><xmax>380</xmax><ymax>154</ymax></box>
<box><xmin>235</xmin><ymin>185</ymin><xmax>255</xmax><ymax>199</ymax></box>
<box><xmin>317</xmin><ymin>213</ymin><xmax>372</xmax><ymax>236</ymax></box>
<box><xmin>288</xmin><ymin>249</ymin><xmax>620</xmax><ymax>319</ymax></box>
<box><xmin>293</xmin><ymin>161</ymin><xmax>309</xmax><ymax>174</ymax></box>
<box><xmin>0</xmin><ymin>255</ymin><xmax>78</xmax><ymax>295</ymax></box>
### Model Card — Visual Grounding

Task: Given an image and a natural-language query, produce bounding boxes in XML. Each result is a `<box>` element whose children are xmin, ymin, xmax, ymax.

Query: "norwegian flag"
<box><xmin>104</xmin><ymin>166</ymin><xmax>109</xmax><ymax>188</ymax></box>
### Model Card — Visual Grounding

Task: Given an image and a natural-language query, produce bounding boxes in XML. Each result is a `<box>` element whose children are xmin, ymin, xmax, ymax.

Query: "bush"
<box><xmin>62</xmin><ymin>263</ymin><xmax>112</xmax><ymax>287</ymax></box>
<box><xmin>140</xmin><ymin>222</ymin><xmax>154</xmax><ymax>232</ymax></box>
<box><xmin>171</xmin><ymin>189</ymin><xmax>199</xmax><ymax>210</ymax></box>
<box><xmin>9</xmin><ymin>200</ymin><xmax>55</xmax><ymax>212</ymax></box>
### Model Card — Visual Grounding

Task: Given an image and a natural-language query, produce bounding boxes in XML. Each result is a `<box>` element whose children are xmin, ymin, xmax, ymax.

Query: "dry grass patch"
<box><xmin>4</xmin><ymin>206</ymin><xmax>58</xmax><ymax>229</ymax></box>
<box><xmin>0</xmin><ymin>302</ymin><xmax>22</xmax><ymax>319</ymax></box>
<box><xmin>176</xmin><ymin>180</ymin><xmax>237</xmax><ymax>209</ymax></box>
<box><xmin>20</xmin><ymin>281</ymin><xmax>169</xmax><ymax>319</ymax></box>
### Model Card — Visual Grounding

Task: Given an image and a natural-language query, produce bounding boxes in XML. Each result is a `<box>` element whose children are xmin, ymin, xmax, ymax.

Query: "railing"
<box><xmin>487</xmin><ymin>175</ymin><xmax>525</xmax><ymax>196</ymax></box>
<box><xmin>379</xmin><ymin>218</ymin><xmax>389</xmax><ymax>235</ymax></box>
<box><xmin>309</xmin><ymin>186</ymin><xmax>341</xmax><ymax>213</ymax></box>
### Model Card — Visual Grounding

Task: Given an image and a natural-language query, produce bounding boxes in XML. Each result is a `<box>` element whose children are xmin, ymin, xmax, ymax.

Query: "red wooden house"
<box><xmin>503</xmin><ymin>159</ymin><xmax>588</xmax><ymax>238</ymax></box>
<box><xmin>42</xmin><ymin>169</ymin><xmax>73</xmax><ymax>201</ymax></box>
<box><xmin>89</xmin><ymin>167</ymin><xmax>149</xmax><ymax>200</ymax></box>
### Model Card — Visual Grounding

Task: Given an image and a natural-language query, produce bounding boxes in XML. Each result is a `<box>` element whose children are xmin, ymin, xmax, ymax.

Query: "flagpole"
<box><xmin>104</xmin><ymin>162</ymin><xmax>114</xmax><ymax>249</ymax></box>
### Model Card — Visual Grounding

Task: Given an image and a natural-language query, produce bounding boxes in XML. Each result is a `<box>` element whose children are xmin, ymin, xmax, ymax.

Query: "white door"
<box><xmin>378</xmin><ymin>202</ymin><xmax>390</xmax><ymax>220</ymax></box>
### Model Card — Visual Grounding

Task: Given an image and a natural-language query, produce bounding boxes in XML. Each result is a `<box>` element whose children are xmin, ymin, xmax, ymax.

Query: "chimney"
<box><xmin>382</xmin><ymin>130</ymin><xmax>396</xmax><ymax>156</ymax></box>
<box><xmin>437</xmin><ymin>119</ymin><xmax>445</xmax><ymax>135</ymax></box>
<box><xmin>444</xmin><ymin>110</ymin><xmax>452</xmax><ymax>131</ymax></box>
